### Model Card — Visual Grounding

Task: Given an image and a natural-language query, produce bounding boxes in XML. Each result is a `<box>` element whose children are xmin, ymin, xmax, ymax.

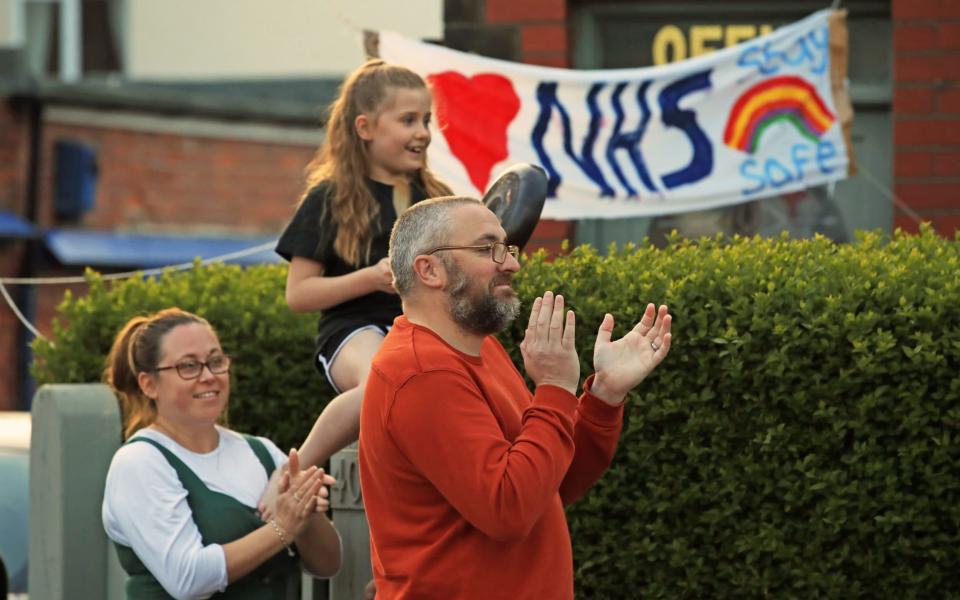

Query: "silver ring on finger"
<box><xmin>650</xmin><ymin>341</ymin><xmax>660</xmax><ymax>352</ymax></box>
<box><xmin>293</xmin><ymin>493</ymin><xmax>302</xmax><ymax>503</ymax></box>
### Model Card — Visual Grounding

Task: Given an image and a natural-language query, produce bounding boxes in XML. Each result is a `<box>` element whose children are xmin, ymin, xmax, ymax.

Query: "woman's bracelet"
<box><xmin>269</xmin><ymin>518</ymin><xmax>296</xmax><ymax>557</ymax></box>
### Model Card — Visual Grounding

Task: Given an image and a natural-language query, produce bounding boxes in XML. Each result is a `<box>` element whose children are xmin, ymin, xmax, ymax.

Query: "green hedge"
<box><xmin>33</xmin><ymin>227</ymin><xmax>960</xmax><ymax>597</ymax></box>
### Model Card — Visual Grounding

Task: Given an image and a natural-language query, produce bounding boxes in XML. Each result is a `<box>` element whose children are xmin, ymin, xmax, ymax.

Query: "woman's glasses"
<box><xmin>153</xmin><ymin>355</ymin><xmax>231</xmax><ymax>380</ymax></box>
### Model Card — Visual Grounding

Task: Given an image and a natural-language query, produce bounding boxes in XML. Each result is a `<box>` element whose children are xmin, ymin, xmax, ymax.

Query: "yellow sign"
<box><xmin>653</xmin><ymin>24</ymin><xmax>774</xmax><ymax>65</ymax></box>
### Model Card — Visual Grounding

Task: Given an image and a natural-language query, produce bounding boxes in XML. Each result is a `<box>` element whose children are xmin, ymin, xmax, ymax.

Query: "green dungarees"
<box><xmin>113</xmin><ymin>435</ymin><xmax>300</xmax><ymax>599</ymax></box>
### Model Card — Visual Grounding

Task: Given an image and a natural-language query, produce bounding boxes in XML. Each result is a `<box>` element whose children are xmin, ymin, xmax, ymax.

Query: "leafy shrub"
<box><xmin>31</xmin><ymin>263</ymin><xmax>327</xmax><ymax>450</ymax></box>
<box><xmin>33</xmin><ymin>227</ymin><xmax>960</xmax><ymax>597</ymax></box>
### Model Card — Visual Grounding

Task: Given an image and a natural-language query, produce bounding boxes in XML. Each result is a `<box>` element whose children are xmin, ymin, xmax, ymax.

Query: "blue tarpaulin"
<box><xmin>0</xmin><ymin>211</ymin><xmax>37</xmax><ymax>239</ymax></box>
<box><xmin>44</xmin><ymin>230</ymin><xmax>281</xmax><ymax>268</ymax></box>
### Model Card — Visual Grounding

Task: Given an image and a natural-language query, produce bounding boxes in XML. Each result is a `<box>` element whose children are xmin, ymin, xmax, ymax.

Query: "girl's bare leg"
<box><xmin>259</xmin><ymin>330</ymin><xmax>385</xmax><ymax>518</ymax></box>
<box><xmin>297</xmin><ymin>329</ymin><xmax>385</xmax><ymax>468</ymax></box>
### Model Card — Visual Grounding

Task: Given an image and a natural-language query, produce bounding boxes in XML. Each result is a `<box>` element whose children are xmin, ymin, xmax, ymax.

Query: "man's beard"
<box><xmin>444</xmin><ymin>259</ymin><xmax>520</xmax><ymax>335</ymax></box>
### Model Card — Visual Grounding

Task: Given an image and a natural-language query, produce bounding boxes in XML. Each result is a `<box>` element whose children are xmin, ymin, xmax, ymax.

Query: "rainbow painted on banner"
<box><xmin>724</xmin><ymin>75</ymin><xmax>835</xmax><ymax>154</ymax></box>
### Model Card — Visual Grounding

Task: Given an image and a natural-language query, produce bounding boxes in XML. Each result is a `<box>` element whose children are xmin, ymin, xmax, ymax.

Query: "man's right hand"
<box><xmin>520</xmin><ymin>291</ymin><xmax>580</xmax><ymax>395</ymax></box>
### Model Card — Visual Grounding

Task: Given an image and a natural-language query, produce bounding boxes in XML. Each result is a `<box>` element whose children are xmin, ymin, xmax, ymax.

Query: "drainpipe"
<box><xmin>16</xmin><ymin>91</ymin><xmax>44</xmax><ymax>409</ymax></box>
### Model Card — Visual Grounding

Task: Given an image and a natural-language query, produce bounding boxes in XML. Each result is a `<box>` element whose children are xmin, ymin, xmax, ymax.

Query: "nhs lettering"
<box><xmin>531</xmin><ymin>69</ymin><xmax>715</xmax><ymax>198</ymax></box>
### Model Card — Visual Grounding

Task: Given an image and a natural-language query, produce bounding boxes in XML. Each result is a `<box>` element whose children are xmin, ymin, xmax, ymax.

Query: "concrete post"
<box><xmin>28</xmin><ymin>383</ymin><xmax>123</xmax><ymax>600</ymax></box>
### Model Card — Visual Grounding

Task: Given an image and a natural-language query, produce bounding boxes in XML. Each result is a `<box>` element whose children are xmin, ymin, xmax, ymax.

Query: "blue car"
<box><xmin>0</xmin><ymin>411</ymin><xmax>30</xmax><ymax>597</ymax></box>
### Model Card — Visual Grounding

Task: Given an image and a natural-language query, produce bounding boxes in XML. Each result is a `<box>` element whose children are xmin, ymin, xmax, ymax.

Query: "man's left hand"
<box><xmin>590</xmin><ymin>303</ymin><xmax>672</xmax><ymax>406</ymax></box>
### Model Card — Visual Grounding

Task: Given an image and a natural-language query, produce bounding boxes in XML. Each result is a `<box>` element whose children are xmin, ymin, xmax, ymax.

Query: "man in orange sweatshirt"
<box><xmin>359</xmin><ymin>196</ymin><xmax>673</xmax><ymax>599</ymax></box>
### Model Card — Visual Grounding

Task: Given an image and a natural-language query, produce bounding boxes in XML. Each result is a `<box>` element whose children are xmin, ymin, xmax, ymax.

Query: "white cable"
<box><xmin>0</xmin><ymin>239</ymin><xmax>278</xmax><ymax>339</ymax></box>
<box><xmin>0</xmin><ymin>240</ymin><xmax>277</xmax><ymax>286</ymax></box>
<box><xmin>856</xmin><ymin>165</ymin><xmax>924</xmax><ymax>225</ymax></box>
<box><xmin>0</xmin><ymin>280</ymin><xmax>46</xmax><ymax>340</ymax></box>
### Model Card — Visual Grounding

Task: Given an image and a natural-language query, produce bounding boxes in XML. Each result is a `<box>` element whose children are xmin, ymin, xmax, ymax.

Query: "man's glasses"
<box><xmin>425</xmin><ymin>241</ymin><xmax>520</xmax><ymax>264</ymax></box>
<box><xmin>153</xmin><ymin>355</ymin><xmax>231</xmax><ymax>380</ymax></box>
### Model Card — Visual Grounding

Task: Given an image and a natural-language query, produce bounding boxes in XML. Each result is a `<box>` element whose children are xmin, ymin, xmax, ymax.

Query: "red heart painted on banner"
<box><xmin>427</xmin><ymin>71</ymin><xmax>521</xmax><ymax>193</ymax></box>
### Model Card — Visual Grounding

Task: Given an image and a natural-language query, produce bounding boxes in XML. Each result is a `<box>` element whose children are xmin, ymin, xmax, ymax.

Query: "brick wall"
<box><xmin>892</xmin><ymin>0</ymin><xmax>960</xmax><ymax>235</ymax></box>
<box><xmin>37</xmin><ymin>120</ymin><xmax>315</xmax><ymax>232</ymax></box>
<box><xmin>485</xmin><ymin>0</ymin><xmax>569</xmax><ymax>68</ymax></box>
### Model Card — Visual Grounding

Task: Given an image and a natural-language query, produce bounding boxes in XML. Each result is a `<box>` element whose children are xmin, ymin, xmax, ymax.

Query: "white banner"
<box><xmin>379</xmin><ymin>9</ymin><xmax>854</xmax><ymax>219</ymax></box>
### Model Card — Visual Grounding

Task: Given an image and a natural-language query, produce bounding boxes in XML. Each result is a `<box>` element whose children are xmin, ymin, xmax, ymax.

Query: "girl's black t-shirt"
<box><xmin>275</xmin><ymin>178</ymin><xmax>428</xmax><ymax>349</ymax></box>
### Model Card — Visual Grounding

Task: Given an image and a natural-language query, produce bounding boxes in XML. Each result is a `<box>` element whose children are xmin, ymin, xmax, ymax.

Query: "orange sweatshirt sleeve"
<box><xmin>385</xmin><ymin>370</ymin><xmax>579</xmax><ymax>542</ymax></box>
<box><xmin>559</xmin><ymin>374</ymin><xmax>625</xmax><ymax>504</ymax></box>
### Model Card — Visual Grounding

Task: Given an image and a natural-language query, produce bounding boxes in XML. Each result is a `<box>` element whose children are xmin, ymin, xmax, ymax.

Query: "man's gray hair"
<box><xmin>390</xmin><ymin>196</ymin><xmax>482</xmax><ymax>297</ymax></box>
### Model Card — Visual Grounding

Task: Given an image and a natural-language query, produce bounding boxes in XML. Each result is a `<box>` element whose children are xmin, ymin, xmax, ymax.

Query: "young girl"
<box><xmin>275</xmin><ymin>59</ymin><xmax>452</xmax><ymax>471</ymax></box>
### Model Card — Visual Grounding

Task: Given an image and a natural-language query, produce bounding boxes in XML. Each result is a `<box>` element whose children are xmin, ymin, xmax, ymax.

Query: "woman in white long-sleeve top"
<box><xmin>101</xmin><ymin>308</ymin><xmax>341</xmax><ymax>599</ymax></box>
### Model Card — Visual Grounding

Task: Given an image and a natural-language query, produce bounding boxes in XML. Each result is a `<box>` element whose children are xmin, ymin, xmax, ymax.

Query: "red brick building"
<box><xmin>890</xmin><ymin>0</ymin><xmax>960</xmax><ymax>234</ymax></box>
<box><xmin>1</xmin><ymin>0</ymin><xmax>958</xmax><ymax>408</ymax></box>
